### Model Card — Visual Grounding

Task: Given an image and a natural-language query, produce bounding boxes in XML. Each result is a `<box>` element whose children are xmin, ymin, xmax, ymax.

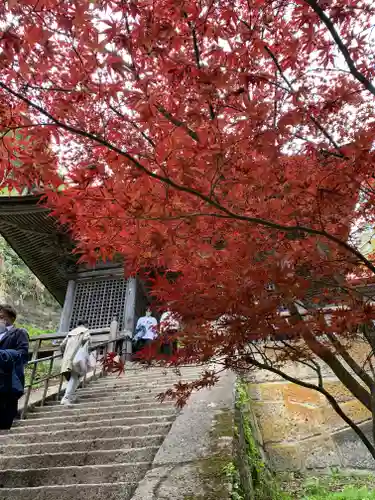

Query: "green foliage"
<box><xmin>223</xmin><ymin>462</ymin><xmax>244</xmax><ymax>500</ymax></box>
<box><xmin>0</xmin><ymin>236</ymin><xmax>58</xmax><ymax>308</ymax></box>
<box><xmin>302</xmin><ymin>486</ymin><xmax>375</xmax><ymax>499</ymax></box>
<box><xmin>280</xmin><ymin>471</ymin><xmax>375</xmax><ymax>499</ymax></box>
<box><xmin>16</xmin><ymin>323</ymin><xmax>55</xmax><ymax>338</ymax></box>
<box><xmin>25</xmin><ymin>360</ymin><xmax>60</xmax><ymax>388</ymax></box>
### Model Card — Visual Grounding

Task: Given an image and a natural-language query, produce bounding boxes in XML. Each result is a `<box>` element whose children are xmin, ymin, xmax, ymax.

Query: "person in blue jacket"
<box><xmin>0</xmin><ymin>304</ymin><xmax>29</xmax><ymax>429</ymax></box>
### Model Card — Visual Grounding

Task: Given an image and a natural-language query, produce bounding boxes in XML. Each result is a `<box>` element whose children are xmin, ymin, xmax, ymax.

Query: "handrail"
<box><xmin>25</xmin><ymin>336</ymin><xmax>125</xmax><ymax>369</ymax></box>
<box><xmin>22</xmin><ymin>328</ymin><xmax>127</xmax><ymax>418</ymax></box>
<box><xmin>28</xmin><ymin>328</ymin><xmax>111</xmax><ymax>342</ymax></box>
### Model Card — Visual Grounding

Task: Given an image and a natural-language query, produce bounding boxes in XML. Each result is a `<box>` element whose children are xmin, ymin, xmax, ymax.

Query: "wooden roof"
<box><xmin>0</xmin><ymin>196</ymin><xmax>78</xmax><ymax>305</ymax></box>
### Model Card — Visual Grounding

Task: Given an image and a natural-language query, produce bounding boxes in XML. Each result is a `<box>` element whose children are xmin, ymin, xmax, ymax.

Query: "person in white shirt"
<box><xmin>133</xmin><ymin>308</ymin><xmax>158</xmax><ymax>362</ymax></box>
<box><xmin>160</xmin><ymin>310</ymin><xmax>181</xmax><ymax>356</ymax></box>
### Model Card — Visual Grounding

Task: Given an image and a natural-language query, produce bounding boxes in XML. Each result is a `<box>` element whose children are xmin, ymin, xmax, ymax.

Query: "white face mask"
<box><xmin>145</xmin><ymin>309</ymin><xmax>152</xmax><ymax>317</ymax></box>
<box><xmin>0</xmin><ymin>321</ymin><xmax>7</xmax><ymax>334</ymax></box>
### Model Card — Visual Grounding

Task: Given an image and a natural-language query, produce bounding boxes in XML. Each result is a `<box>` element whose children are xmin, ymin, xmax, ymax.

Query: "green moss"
<box><xmin>183</xmin><ymin>409</ymin><xmax>236</xmax><ymax>500</ymax></box>
<box><xmin>236</xmin><ymin>379</ymin><xmax>286</xmax><ymax>500</ymax></box>
<box><xmin>211</xmin><ymin>409</ymin><xmax>234</xmax><ymax>440</ymax></box>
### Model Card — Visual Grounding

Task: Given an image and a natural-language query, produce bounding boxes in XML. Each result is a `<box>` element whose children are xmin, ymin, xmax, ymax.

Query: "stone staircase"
<box><xmin>0</xmin><ymin>365</ymin><xmax>202</xmax><ymax>500</ymax></box>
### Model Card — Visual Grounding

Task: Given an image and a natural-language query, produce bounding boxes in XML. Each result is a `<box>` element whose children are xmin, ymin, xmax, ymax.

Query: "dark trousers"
<box><xmin>133</xmin><ymin>339</ymin><xmax>153</xmax><ymax>362</ymax></box>
<box><xmin>0</xmin><ymin>395</ymin><xmax>18</xmax><ymax>429</ymax></box>
<box><xmin>161</xmin><ymin>330</ymin><xmax>178</xmax><ymax>357</ymax></box>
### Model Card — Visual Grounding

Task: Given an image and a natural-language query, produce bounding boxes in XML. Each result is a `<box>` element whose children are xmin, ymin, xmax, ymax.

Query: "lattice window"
<box><xmin>69</xmin><ymin>277</ymin><xmax>128</xmax><ymax>330</ymax></box>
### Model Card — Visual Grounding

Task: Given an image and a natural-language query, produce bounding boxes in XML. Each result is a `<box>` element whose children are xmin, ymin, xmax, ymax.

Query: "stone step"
<box><xmin>75</xmin><ymin>384</ymin><xmax>178</xmax><ymax>397</ymax></box>
<box><xmin>92</xmin><ymin>376</ymin><xmax>200</xmax><ymax>387</ymax></box>
<box><xmin>0</xmin><ymin>435</ymin><xmax>165</xmax><ymax>456</ymax></box>
<box><xmin>0</xmin><ymin>446</ymin><xmax>158</xmax><ymax>469</ymax></box>
<box><xmin>45</xmin><ymin>391</ymin><xmax>167</xmax><ymax>404</ymax></box>
<box><xmin>4</xmin><ymin>412</ymin><xmax>175</xmax><ymax>435</ymax></box>
<box><xmin>28</xmin><ymin>400</ymin><xmax>174</xmax><ymax>417</ymax></box>
<box><xmin>25</xmin><ymin>407</ymin><xmax>177</xmax><ymax>424</ymax></box>
<box><xmin>122</xmin><ymin>366</ymin><xmax>204</xmax><ymax>375</ymax></box>
<box><xmin>49</xmin><ymin>393</ymin><xmax>167</xmax><ymax>405</ymax></box>
<box><xmin>1</xmin><ymin>414</ymin><xmax>174</xmax><ymax>435</ymax></box>
<box><xmin>0</xmin><ymin>462</ymin><xmax>149</xmax><ymax>488</ymax></box>
<box><xmin>0</xmin><ymin>482</ymin><xmax>137</xmax><ymax>500</ymax></box>
<box><xmin>0</xmin><ymin>422</ymin><xmax>172</xmax><ymax>445</ymax></box>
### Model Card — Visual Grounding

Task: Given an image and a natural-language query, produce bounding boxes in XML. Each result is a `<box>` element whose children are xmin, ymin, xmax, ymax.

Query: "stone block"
<box><xmin>267</xmin><ymin>435</ymin><xmax>340</xmax><ymax>472</ymax></box>
<box><xmin>247</xmin><ymin>383</ymin><xmax>261</xmax><ymax>401</ymax></box>
<box><xmin>299</xmin><ymin>435</ymin><xmax>340</xmax><ymax>470</ymax></box>
<box><xmin>131</xmin><ymin>461</ymin><xmax>231</xmax><ymax>500</ymax></box>
<box><xmin>333</xmin><ymin>420</ymin><xmax>375</xmax><ymax>470</ymax></box>
<box><xmin>252</xmin><ymin>401</ymin><xmax>323</xmax><ymax>443</ymax></box>
<box><xmin>323</xmin><ymin>380</ymin><xmax>353</xmax><ymax>403</ymax></box>
<box><xmin>283</xmin><ymin>383</ymin><xmax>323</xmax><ymax>408</ymax></box>
<box><xmin>341</xmin><ymin>400</ymin><xmax>371</xmax><ymax>424</ymax></box>
<box><xmin>322</xmin><ymin>400</ymin><xmax>371</xmax><ymax>432</ymax></box>
<box><xmin>266</xmin><ymin>442</ymin><xmax>303</xmax><ymax>471</ymax></box>
<box><xmin>258</xmin><ymin>382</ymin><xmax>285</xmax><ymax>401</ymax></box>
<box><xmin>321</xmin><ymin>404</ymin><xmax>349</xmax><ymax>431</ymax></box>
<box><xmin>346</xmin><ymin>343</ymin><xmax>372</xmax><ymax>367</ymax></box>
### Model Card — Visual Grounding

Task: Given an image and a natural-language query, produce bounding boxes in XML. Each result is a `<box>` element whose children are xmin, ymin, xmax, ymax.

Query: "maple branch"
<box><xmin>263</xmin><ymin>45</ymin><xmax>345</xmax><ymax>157</ymax></box>
<box><xmin>157</xmin><ymin>105</ymin><xmax>199</xmax><ymax>142</ymax></box>
<box><xmin>245</xmin><ymin>355</ymin><xmax>375</xmax><ymax>460</ymax></box>
<box><xmin>189</xmin><ymin>20</ymin><xmax>201</xmax><ymax>69</ymax></box>
<box><xmin>109</xmin><ymin>104</ymin><xmax>155</xmax><ymax>148</ymax></box>
<box><xmin>22</xmin><ymin>82</ymin><xmax>74</xmax><ymax>93</ymax></box>
<box><xmin>326</xmin><ymin>332</ymin><xmax>373</xmax><ymax>389</ymax></box>
<box><xmin>0</xmin><ymin>123</ymin><xmax>53</xmax><ymax>137</ymax></box>
<box><xmin>304</xmin><ymin>0</ymin><xmax>375</xmax><ymax>98</ymax></box>
<box><xmin>2</xmin><ymin>81</ymin><xmax>375</xmax><ymax>277</ymax></box>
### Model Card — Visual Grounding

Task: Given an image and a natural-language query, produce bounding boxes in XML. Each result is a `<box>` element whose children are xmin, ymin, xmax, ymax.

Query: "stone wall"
<box><xmin>247</xmin><ymin>361</ymin><xmax>374</xmax><ymax>472</ymax></box>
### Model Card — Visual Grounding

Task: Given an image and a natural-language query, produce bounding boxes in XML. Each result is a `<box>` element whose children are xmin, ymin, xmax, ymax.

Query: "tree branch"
<box><xmin>326</xmin><ymin>332</ymin><xmax>373</xmax><ymax>389</ymax></box>
<box><xmin>304</xmin><ymin>0</ymin><xmax>375</xmax><ymax>97</ymax></box>
<box><xmin>2</xmin><ymin>81</ymin><xmax>375</xmax><ymax>276</ymax></box>
<box><xmin>246</xmin><ymin>355</ymin><xmax>375</xmax><ymax>460</ymax></box>
<box><xmin>109</xmin><ymin>104</ymin><xmax>155</xmax><ymax>148</ymax></box>
<box><xmin>263</xmin><ymin>45</ymin><xmax>345</xmax><ymax>157</ymax></box>
<box><xmin>157</xmin><ymin>104</ymin><xmax>199</xmax><ymax>141</ymax></box>
<box><xmin>302</xmin><ymin>331</ymin><xmax>371</xmax><ymax>410</ymax></box>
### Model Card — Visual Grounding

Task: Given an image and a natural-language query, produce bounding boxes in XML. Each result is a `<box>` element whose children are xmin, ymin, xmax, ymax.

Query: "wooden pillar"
<box><xmin>109</xmin><ymin>315</ymin><xmax>118</xmax><ymax>351</ymax></box>
<box><xmin>122</xmin><ymin>278</ymin><xmax>137</xmax><ymax>359</ymax></box>
<box><xmin>58</xmin><ymin>279</ymin><xmax>76</xmax><ymax>333</ymax></box>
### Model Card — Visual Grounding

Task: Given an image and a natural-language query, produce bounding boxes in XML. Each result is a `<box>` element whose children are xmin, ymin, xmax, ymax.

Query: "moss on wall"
<box><xmin>235</xmin><ymin>379</ymin><xmax>284</xmax><ymax>500</ymax></box>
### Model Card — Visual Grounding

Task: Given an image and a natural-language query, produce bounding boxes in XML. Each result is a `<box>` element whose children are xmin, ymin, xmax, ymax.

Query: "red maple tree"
<box><xmin>1</xmin><ymin>0</ymin><xmax>375</xmax><ymax>457</ymax></box>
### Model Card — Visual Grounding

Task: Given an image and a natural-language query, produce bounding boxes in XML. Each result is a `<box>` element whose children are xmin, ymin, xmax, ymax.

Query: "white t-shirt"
<box><xmin>135</xmin><ymin>316</ymin><xmax>158</xmax><ymax>340</ymax></box>
<box><xmin>160</xmin><ymin>312</ymin><xmax>180</xmax><ymax>333</ymax></box>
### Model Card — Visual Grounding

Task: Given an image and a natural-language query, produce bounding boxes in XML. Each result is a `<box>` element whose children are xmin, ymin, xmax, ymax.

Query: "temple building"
<box><xmin>0</xmin><ymin>195</ymin><xmax>151</xmax><ymax>338</ymax></box>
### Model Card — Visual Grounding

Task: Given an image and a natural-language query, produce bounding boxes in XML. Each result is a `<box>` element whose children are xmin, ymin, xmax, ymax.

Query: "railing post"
<box><xmin>22</xmin><ymin>338</ymin><xmax>41</xmax><ymax>419</ymax></box>
<box><xmin>41</xmin><ymin>356</ymin><xmax>54</xmax><ymax>406</ymax></box>
<box><xmin>109</xmin><ymin>315</ymin><xmax>118</xmax><ymax>352</ymax></box>
<box><xmin>102</xmin><ymin>343</ymin><xmax>108</xmax><ymax>378</ymax></box>
<box><xmin>56</xmin><ymin>374</ymin><xmax>64</xmax><ymax>402</ymax></box>
<box><xmin>93</xmin><ymin>349</ymin><xmax>98</xmax><ymax>378</ymax></box>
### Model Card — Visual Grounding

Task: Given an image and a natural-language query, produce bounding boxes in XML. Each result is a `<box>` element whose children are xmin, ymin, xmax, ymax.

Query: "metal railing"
<box><xmin>22</xmin><ymin>319</ymin><xmax>127</xmax><ymax>418</ymax></box>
